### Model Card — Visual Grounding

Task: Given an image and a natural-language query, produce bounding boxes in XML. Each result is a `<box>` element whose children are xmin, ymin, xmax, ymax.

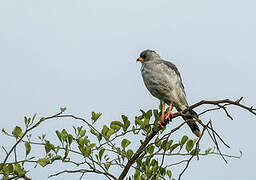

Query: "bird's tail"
<box><xmin>182</xmin><ymin>109</ymin><xmax>201</xmax><ymax>137</ymax></box>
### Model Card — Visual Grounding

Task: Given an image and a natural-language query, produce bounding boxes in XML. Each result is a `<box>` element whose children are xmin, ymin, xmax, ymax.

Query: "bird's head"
<box><xmin>136</xmin><ymin>49</ymin><xmax>160</xmax><ymax>62</ymax></box>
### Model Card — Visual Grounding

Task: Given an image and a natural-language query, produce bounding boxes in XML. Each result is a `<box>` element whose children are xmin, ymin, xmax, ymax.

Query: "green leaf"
<box><xmin>146</xmin><ymin>145</ymin><xmax>155</xmax><ymax>154</ymax></box>
<box><xmin>153</xmin><ymin>109</ymin><xmax>160</xmax><ymax>120</ymax></box>
<box><xmin>12</xmin><ymin>126</ymin><xmax>23</xmax><ymax>138</ymax></box>
<box><xmin>127</xmin><ymin>149</ymin><xmax>133</xmax><ymax>159</ymax></box>
<box><xmin>60</xmin><ymin>107</ymin><xmax>67</xmax><ymax>112</ymax></box>
<box><xmin>205</xmin><ymin>148</ymin><xmax>212</xmax><ymax>154</ymax></box>
<box><xmin>77</xmin><ymin>126</ymin><xmax>82</xmax><ymax>135</ymax></box>
<box><xmin>0</xmin><ymin>163</ymin><xmax>4</xmax><ymax>170</ymax></box>
<box><xmin>98</xmin><ymin>133</ymin><xmax>102</xmax><ymax>141</ymax></box>
<box><xmin>55</xmin><ymin>146</ymin><xmax>60</xmax><ymax>154</ymax></box>
<box><xmin>140</xmin><ymin>109</ymin><xmax>146</xmax><ymax>117</ymax></box>
<box><xmin>24</xmin><ymin>116</ymin><xmax>30</xmax><ymax>127</ymax></box>
<box><xmin>145</xmin><ymin>110</ymin><xmax>152</xmax><ymax>119</ymax></box>
<box><xmin>180</xmin><ymin>135</ymin><xmax>188</xmax><ymax>150</ymax></box>
<box><xmin>45</xmin><ymin>141</ymin><xmax>51</xmax><ymax>153</ymax></box>
<box><xmin>44</xmin><ymin>141</ymin><xmax>55</xmax><ymax>154</ymax></box>
<box><xmin>51</xmin><ymin>155</ymin><xmax>62</xmax><ymax>162</ymax></box>
<box><xmin>91</xmin><ymin>128</ymin><xmax>101</xmax><ymax>141</ymax></box>
<box><xmin>86</xmin><ymin>143</ymin><xmax>95</xmax><ymax>152</ymax></box>
<box><xmin>99</xmin><ymin>148</ymin><xmax>105</xmax><ymax>161</ymax></box>
<box><xmin>166</xmin><ymin>140</ymin><xmax>173</xmax><ymax>150</ymax></box>
<box><xmin>160</xmin><ymin>167</ymin><xmax>166</xmax><ymax>176</ymax></box>
<box><xmin>143</xmin><ymin>118</ymin><xmax>150</xmax><ymax>126</ymax></box>
<box><xmin>78</xmin><ymin>145</ymin><xmax>86</xmax><ymax>157</ymax></box>
<box><xmin>90</xmin><ymin>128</ymin><xmax>99</xmax><ymax>137</ymax></box>
<box><xmin>79</xmin><ymin>129</ymin><xmax>86</xmax><ymax>137</ymax></box>
<box><xmin>61</xmin><ymin>129</ymin><xmax>68</xmax><ymax>141</ymax></box>
<box><xmin>121</xmin><ymin>115</ymin><xmax>130</xmax><ymax>132</ymax></box>
<box><xmin>14</xmin><ymin>163</ymin><xmax>25</xmax><ymax>176</ymax></box>
<box><xmin>38</xmin><ymin>158</ymin><xmax>50</xmax><ymax>167</ymax></box>
<box><xmin>4</xmin><ymin>164</ymin><xmax>13</xmax><ymax>174</ymax></box>
<box><xmin>102</xmin><ymin>125</ymin><xmax>109</xmax><ymax>137</ymax></box>
<box><xmin>135</xmin><ymin>117</ymin><xmax>143</xmax><ymax>126</ymax></box>
<box><xmin>193</xmin><ymin>137</ymin><xmax>199</xmax><ymax>145</ymax></box>
<box><xmin>180</xmin><ymin>135</ymin><xmax>188</xmax><ymax>146</ymax></box>
<box><xmin>155</xmin><ymin>137</ymin><xmax>161</xmax><ymax>147</ymax></box>
<box><xmin>121</xmin><ymin>139</ymin><xmax>131</xmax><ymax>149</ymax></box>
<box><xmin>167</xmin><ymin>170</ymin><xmax>172</xmax><ymax>179</ymax></box>
<box><xmin>79</xmin><ymin>143</ymin><xmax>95</xmax><ymax>158</ymax></box>
<box><xmin>190</xmin><ymin>148</ymin><xmax>200</xmax><ymax>155</ymax></box>
<box><xmin>104</xmin><ymin>162</ymin><xmax>111</xmax><ymax>170</ymax></box>
<box><xmin>106</xmin><ymin>128</ymin><xmax>115</xmax><ymax>138</ymax></box>
<box><xmin>186</xmin><ymin>139</ymin><xmax>194</xmax><ymax>153</ymax></box>
<box><xmin>56</xmin><ymin>130</ymin><xmax>63</xmax><ymax>143</ymax></box>
<box><xmin>91</xmin><ymin>112</ymin><xmax>102</xmax><ymax>123</ymax></box>
<box><xmin>77</xmin><ymin>137</ymin><xmax>83</xmax><ymax>146</ymax></box>
<box><xmin>67</xmin><ymin>134</ymin><xmax>73</xmax><ymax>145</ymax></box>
<box><xmin>63</xmin><ymin>144</ymin><xmax>69</xmax><ymax>159</ymax></box>
<box><xmin>32</xmin><ymin>113</ymin><xmax>37</xmax><ymax>123</ymax></box>
<box><xmin>161</xmin><ymin>140</ymin><xmax>169</xmax><ymax>150</ymax></box>
<box><xmin>110</xmin><ymin>121</ymin><xmax>123</xmax><ymax>131</ymax></box>
<box><xmin>25</xmin><ymin>142</ymin><xmax>31</xmax><ymax>156</ymax></box>
<box><xmin>169</xmin><ymin>143</ymin><xmax>179</xmax><ymax>153</ymax></box>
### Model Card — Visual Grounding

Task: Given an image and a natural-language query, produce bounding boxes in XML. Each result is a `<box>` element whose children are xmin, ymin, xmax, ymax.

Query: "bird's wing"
<box><xmin>161</xmin><ymin>60</ymin><xmax>186</xmax><ymax>95</ymax></box>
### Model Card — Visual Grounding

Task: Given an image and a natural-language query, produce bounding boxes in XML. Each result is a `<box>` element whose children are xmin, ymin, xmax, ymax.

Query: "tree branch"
<box><xmin>48</xmin><ymin>169</ymin><xmax>117</xmax><ymax>180</ymax></box>
<box><xmin>118</xmin><ymin>97</ymin><xmax>255</xmax><ymax>179</ymax></box>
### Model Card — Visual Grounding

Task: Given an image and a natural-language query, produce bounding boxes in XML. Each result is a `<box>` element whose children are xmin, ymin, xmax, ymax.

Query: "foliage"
<box><xmin>1</xmin><ymin>97</ymin><xmax>254</xmax><ymax>180</ymax></box>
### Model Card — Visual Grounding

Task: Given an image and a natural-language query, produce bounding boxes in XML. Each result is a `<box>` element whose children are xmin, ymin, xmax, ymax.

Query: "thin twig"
<box><xmin>3</xmin><ymin>111</ymin><xmax>63</xmax><ymax>164</ymax></box>
<box><xmin>209</xmin><ymin>121</ymin><xmax>228</xmax><ymax>163</ymax></box>
<box><xmin>2</xmin><ymin>146</ymin><xmax>8</xmax><ymax>155</ymax></box>
<box><xmin>48</xmin><ymin>169</ymin><xmax>117</xmax><ymax>180</ymax></box>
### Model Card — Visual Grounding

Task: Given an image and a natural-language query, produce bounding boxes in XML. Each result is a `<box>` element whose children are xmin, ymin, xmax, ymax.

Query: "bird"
<box><xmin>137</xmin><ymin>49</ymin><xmax>200</xmax><ymax>137</ymax></box>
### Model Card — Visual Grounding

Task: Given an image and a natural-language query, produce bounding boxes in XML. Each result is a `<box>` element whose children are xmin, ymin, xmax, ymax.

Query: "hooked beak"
<box><xmin>136</xmin><ymin>56</ymin><xmax>144</xmax><ymax>62</ymax></box>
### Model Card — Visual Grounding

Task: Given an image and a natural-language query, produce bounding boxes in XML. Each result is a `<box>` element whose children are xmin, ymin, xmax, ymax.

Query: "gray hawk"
<box><xmin>137</xmin><ymin>49</ymin><xmax>200</xmax><ymax>137</ymax></box>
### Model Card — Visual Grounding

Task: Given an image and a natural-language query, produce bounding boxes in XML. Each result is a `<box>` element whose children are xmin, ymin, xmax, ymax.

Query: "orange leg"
<box><xmin>160</xmin><ymin>103</ymin><xmax>166</xmax><ymax>128</ymax></box>
<box><xmin>166</xmin><ymin>102</ymin><xmax>174</xmax><ymax>121</ymax></box>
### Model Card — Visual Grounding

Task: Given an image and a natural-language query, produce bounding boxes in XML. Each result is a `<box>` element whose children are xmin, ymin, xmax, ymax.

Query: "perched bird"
<box><xmin>137</xmin><ymin>49</ymin><xmax>200</xmax><ymax>137</ymax></box>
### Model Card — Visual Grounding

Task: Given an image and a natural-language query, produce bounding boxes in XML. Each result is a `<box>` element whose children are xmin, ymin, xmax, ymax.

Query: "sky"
<box><xmin>0</xmin><ymin>0</ymin><xmax>256</xmax><ymax>179</ymax></box>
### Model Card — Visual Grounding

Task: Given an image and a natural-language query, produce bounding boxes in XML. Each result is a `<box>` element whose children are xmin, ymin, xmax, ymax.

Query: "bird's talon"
<box><xmin>165</xmin><ymin>111</ymin><xmax>174</xmax><ymax>121</ymax></box>
<box><xmin>168</xmin><ymin>113</ymin><xmax>173</xmax><ymax>121</ymax></box>
<box><xmin>160</xmin><ymin>122</ymin><xmax>165</xmax><ymax>128</ymax></box>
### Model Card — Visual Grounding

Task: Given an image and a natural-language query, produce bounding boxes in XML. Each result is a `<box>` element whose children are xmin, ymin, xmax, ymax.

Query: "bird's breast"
<box><xmin>141</xmin><ymin>63</ymin><xmax>178</xmax><ymax>101</ymax></box>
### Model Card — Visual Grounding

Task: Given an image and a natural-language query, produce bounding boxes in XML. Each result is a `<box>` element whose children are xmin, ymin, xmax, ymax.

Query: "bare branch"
<box><xmin>209</xmin><ymin>121</ymin><xmax>228</xmax><ymax>163</ymax></box>
<box><xmin>48</xmin><ymin>169</ymin><xmax>117</xmax><ymax>180</ymax></box>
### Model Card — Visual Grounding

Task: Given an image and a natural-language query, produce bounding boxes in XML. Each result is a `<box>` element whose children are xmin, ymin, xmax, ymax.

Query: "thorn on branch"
<box><xmin>217</xmin><ymin>105</ymin><xmax>234</xmax><ymax>120</ymax></box>
<box><xmin>235</xmin><ymin>97</ymin><xmax>243</xmax><ymax>103</ymax></box>
<box><xmin>250</xmin><ymin>106</ymin><xmax>256</xmax><ymax>111</ymax></box>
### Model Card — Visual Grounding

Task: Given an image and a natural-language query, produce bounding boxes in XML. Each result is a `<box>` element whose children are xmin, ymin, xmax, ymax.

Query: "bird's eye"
<box><xmin>140</xmin><ymin>53</ymin><xmax>146</xmax><ymax>58</ymax></box>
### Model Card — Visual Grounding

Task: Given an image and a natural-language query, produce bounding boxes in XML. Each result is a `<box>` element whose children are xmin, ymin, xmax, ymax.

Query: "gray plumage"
<box><xmin>137</xmin><ymin>49</ymin><xmax>200</xmax><ymax>136</ymax></box>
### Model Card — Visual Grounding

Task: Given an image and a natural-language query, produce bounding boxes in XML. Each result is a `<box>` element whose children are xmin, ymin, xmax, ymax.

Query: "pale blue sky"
<box><xmin>1</xmin><ymin>0</ymin><xmax>256</xmax><ymax>179</ymax></box>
